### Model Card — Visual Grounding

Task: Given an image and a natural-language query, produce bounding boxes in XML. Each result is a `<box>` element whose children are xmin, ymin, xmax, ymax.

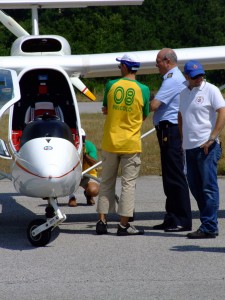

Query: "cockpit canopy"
<box><xmin>20</xmin><ymin>113</ymin><xmax>74</xmax><ymax>147</ymax></box>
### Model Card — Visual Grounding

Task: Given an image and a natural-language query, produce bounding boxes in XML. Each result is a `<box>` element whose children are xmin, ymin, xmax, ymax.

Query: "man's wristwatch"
<box><xmin>208</xmin><ymin>136</ymin><xmax>216</xmax><ymax>142</ymax></box>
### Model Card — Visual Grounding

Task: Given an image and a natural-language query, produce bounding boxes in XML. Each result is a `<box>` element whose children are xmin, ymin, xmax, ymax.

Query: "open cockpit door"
<box><xmin>0</xmin><ymin>139</ymin><xmax>11</xmax><ymax>159</ymax></box>
<box><xmin>9</xmin><ymin>67</ymin><xmax>81</xmax><ymax>152</ymax></box>
<box><xmin>0</xmin><ymin>68</ymin><xmax>20</xmax><ymax>159</ymax></box>
<box><xmin>0</xmin><ymin>68</ymin><xmax>20</xmax><ymax>116</ymax></box>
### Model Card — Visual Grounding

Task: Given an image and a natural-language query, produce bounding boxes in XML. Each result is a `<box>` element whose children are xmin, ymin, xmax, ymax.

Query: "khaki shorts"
<box><xmin>97</xmin><ymin>151</ymin><xmax>141</xmax><ymax>217</ymax></box>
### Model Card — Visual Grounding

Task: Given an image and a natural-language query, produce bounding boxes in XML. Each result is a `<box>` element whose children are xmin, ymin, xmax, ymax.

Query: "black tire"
<box><xmin>27</xmin><ymin>219</ymin><xmax>51</xmax><ymax>247</ymax></box>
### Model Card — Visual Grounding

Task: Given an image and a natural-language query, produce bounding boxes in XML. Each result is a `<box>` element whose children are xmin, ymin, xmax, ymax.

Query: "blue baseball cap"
<box><xmin>184</xmin><ymin>60</ymin><xmax>205</xmax><ymax>78</ymax></box>
<box><xmin>116</xmin><ymin>53</ymin><xmax>140</xmax><ymax>70</ymax></box>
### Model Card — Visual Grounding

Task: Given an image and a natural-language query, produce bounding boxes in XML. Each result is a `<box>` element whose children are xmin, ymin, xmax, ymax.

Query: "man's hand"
<box><xmin>200</xmin><ymin>139</ymin><xmax>215</xmax><ymax>155</ymax></box>
<box><xmin>102</xmin><ymin>106</ymin><xmax>108</xmax><ymax>115</ymax></box>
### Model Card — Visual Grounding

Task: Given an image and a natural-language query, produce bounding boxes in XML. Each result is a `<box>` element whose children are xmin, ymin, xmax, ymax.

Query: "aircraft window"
<box><xmin>0</xmin><ymin>69</ymin><xmax>13</xmax><ymax>102</ymax></box>
<box><xmin>21</xmin><ymin>38</ymin><xmax>62</xmax><ymax>53</ymax></box>
<box><xmin>38</xmin><ymin>75</ymin><xmax>48</xmax><ymax>81</ymax></box>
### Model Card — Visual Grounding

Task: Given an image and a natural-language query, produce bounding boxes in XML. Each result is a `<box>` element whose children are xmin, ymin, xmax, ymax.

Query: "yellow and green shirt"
<box><xmin>102</xmin><ymin>78</ymin><xmax>150</xmax><ymax>153</ymax></box>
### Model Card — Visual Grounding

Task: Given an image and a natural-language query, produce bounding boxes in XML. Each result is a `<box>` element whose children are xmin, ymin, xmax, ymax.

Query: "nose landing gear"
<box><xmin>27</xmin><ymin>197</ymin><xmax>66</xmax><ymax>247</ymax></box>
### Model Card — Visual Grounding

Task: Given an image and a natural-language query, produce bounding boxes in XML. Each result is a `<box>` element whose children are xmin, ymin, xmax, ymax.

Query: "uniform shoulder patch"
<box><xmin>167</xmin><ymin>73</ymin><xmax>173</xmax><ymax>78</ymax></box>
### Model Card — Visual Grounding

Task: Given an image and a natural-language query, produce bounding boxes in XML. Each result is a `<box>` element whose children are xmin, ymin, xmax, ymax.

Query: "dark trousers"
<box><xmin>156</xmin><ymin>121</ymin><xmax>192</xmax><ymax>228</ymax></box>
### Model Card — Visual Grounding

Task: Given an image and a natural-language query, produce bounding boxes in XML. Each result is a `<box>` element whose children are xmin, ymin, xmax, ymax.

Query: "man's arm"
<box><xmin>150</xmin><ymin>98</ymin><xmax>161</xmax><ymax>112</ymax></box>
<box><xmin>210</xmin><ymin>107</ymin><xmax>225</xmax><ymax>140</ymax></box>
<box><xmin>83</xmin><ymin>153</ymin><xmax>97</xmax><ymax>166</ymax></box>
<box><xmin>102</xmin><ymin>106</ymin><xmax>108</xmax><ymax>115</ymax></box>
<box><xmin>201</xmin><ymin>106</ymin><xmax>225</xmax><ymax>154</ymax></box>
<box><xmin>178</xmin><ymin>111</ymin><xmax>183</xmax><ymax>138</ymax></box>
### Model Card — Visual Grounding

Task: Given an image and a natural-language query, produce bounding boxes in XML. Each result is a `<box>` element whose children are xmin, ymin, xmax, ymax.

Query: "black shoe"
<box><xmin>187</xmin><ymin>229</ymin><xmax>216</xmax><ymax>239</ymax></box>
<box><xmin>117</xmin><ymin>223</ymin><xmax>144</xmax><ymax>236</ymax></box>
<box><xmin>96</xmin><ymin>220</ymin><xmax>107</xmax><ymax>235</ymax></box>
<box><xmin>164</xmin><ymin>226</ymin><xmax>192</xmax><ymax>232</ymax></box>
<box><xmin>152</xmin><ymin>223</ymin><xmax>167</xmax><ymax>230</ymax></box>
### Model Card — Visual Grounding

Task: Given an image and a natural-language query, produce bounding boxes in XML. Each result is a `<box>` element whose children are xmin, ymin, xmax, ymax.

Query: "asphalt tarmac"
<box><xmin>78</xmin><ymin>101</ymin><xmax>103</xmax><ymax>114</ymax></box>
<box><xmin>0</xmin><ymin>176</ymin><xmax>225</xmax><ymax>300</ymax></box>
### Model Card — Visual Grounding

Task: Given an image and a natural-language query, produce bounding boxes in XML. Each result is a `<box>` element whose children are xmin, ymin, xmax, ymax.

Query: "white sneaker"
<box><xmin>117</xmin><ymin>223</ymin><xmax>144</xmax><ymax>236</ymax></box>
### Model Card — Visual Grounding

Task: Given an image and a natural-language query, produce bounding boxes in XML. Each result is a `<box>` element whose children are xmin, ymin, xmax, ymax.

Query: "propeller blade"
<box><xmin>70</xmin><ymin>76</ymin><xmax>96</xmax><ymax>101</ymax></box>
<box><xmin>0</xmin><ymin>10</ymin><xmax>29</xmax><ymax>37</ymax></box>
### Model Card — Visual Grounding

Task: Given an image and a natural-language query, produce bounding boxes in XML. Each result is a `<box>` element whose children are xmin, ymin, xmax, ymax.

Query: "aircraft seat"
<box><xmin>71</xmin><ymin>128</ymin><xmax>80</xmax><ymax>149</ymax></box>
<box><xmin>13</xmin><ymin>102</ymin><xmax>80</xmax><ymax>150</ymax></box>
<box><xmin>12</xmin><ymin>130</ymin><xmax>23</xmax><ymax>152</ymax></box>
<box><xmin>24</xmin><ymin>102</ymin><xmax>64</xmax><ymax>124</ymax></box>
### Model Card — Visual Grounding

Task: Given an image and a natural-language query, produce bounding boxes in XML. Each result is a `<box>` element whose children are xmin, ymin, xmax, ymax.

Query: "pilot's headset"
<box><xmin>80</xmin><ymin>128</ymin><xmax>86</xmax><ymax>144</ymax></box>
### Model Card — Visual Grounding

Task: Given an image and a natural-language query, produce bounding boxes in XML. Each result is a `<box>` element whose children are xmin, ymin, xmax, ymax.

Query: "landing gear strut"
<box><xmin>27</xmin><ymin>197</ymin><xmax>66</xmax><ymax>247</ymax></box>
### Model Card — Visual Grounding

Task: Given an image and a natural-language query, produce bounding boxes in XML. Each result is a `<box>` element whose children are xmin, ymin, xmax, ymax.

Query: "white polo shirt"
<box><xmin>179</xmin><ymin>80</ymin><xmax>225</xmax><ymax>149</ymax></box>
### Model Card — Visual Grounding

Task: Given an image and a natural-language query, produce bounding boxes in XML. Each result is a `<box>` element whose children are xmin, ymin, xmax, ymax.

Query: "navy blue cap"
<box><xmin>184</xmin><ymin>60</ymin><xmax>205</xmax><ymax>78</ymax></box>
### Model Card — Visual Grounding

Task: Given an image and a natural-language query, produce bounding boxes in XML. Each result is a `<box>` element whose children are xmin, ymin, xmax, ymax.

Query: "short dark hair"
<box><xmin>124</xmin><ymin>65</ymin><xmax>138</xmax><ymax>74</ymax></box>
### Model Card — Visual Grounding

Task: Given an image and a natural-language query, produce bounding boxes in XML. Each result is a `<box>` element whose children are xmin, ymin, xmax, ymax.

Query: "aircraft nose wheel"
<box><xmin>27</xmin><ymin>219</ymin><xmax>52</xmax><ymax>247</ymax></box>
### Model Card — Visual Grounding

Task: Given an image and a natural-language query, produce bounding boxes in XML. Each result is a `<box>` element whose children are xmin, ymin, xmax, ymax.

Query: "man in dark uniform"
<box><xmin>150</xmin><ymin>48</ymin><xmax>192</xmax><ymax>232</ymax></box>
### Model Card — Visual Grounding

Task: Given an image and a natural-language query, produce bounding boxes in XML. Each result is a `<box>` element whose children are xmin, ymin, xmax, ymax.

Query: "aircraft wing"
<box><xmin>75</xmin><ymin>46</ymin><xmax>225</xmax><ymax>77</ymax></box>
<box><xmin>0</xmin><ymin>2</ymin><xmax>225</xmax><ymax>78</ymax></box>
<box><xmin>0</xmin><ymin>0</ymin><xmax>143</xmax><ymax>9</ymax></box>
<box><xmin>0</xmin><ymin>46</ymin><xmax>225</xmax><ymax>78</ymax></box>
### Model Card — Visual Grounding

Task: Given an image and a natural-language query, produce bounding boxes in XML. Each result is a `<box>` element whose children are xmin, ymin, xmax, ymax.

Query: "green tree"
<box><xmin>1</xmin><ymin>1</ymin><xmax>225</xmax><ymax>89</ymax></box>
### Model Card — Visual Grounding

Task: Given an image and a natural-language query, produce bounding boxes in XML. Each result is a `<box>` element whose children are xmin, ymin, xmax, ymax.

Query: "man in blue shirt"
<box><xmin>150</xmin><ymin>48</ymin><xmax>192</xmax><ymax>232</ymax></box>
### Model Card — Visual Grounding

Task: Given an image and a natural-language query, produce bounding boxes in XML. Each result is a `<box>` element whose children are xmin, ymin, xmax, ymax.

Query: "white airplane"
<box><xmin>0</xmin><ymin>0</ymin><xmax>225</xmax><ymax>247</ymax></box>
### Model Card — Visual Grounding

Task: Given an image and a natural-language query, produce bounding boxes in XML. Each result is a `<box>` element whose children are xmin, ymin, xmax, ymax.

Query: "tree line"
<box><xmin>0</xmin><ymin>0</ymin><xmax>225</xmax><ymax>90</ymax></box>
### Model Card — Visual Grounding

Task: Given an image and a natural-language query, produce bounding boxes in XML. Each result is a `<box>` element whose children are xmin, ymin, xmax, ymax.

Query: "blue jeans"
<box><xmin>186</xmin><ymin>142</ymin><xmax>222</xmax><ymax>233</ymax></box>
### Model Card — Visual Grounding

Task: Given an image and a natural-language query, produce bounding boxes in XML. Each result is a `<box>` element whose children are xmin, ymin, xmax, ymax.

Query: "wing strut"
<box><xmin>32</xmin><ymin>7</ymin><xmax>39</xmax><ymax>35</ymax></box>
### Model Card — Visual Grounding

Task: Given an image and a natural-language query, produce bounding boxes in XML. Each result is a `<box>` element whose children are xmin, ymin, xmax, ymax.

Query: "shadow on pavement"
<box><xmin>171</xmin><ymin>245</ymin><xmax>225</xmax><ymax>253</ymax></box>
<box><xmin>0</xmin><ymin>193</ymin><xmax>59</xmax><ymax>250</ymax></box>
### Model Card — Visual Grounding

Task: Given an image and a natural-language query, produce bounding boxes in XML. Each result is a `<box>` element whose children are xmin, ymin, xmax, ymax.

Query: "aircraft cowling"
<box><xmin>11</xmin><ymin>117</ymin><xmax>82</xmax><ymax>198</ymax></box>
